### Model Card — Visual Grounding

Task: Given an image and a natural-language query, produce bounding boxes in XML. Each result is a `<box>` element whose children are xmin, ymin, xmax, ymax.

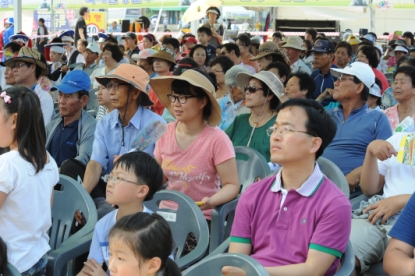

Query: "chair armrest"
<box><xmin>46</xmin><ymin>232</ymin><xmax>93</xmax><ymax>276</ymax></box>
<box><xmin>209</xmin><ymin>237</ymin><xmax>230</xmax><ymax>256</ymax></box>
<box><xmin>334</xmin><ymin>241</ymin><xmax>355</xmax><ymax>276</ymax></box>
<box><xmin>209</xmin><ymin>198</ymin><xmax>238</xmax><ymax>253</ymax></box>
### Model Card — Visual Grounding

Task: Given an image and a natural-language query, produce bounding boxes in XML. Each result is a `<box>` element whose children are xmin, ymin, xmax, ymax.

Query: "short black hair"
<box><xmin>197</xmin><ymin>26</ymin><xmax>212</xmax><ymax>37</ymax></box>
<box><xmin>105</xmin><ymin>35</ymin><xmax>119</xmax><ymax>45</ymax></box>
<box><xmin>305</xmin><ymin>28</ymin><xmax>317</xmax><ymax>41</ymax></box>
<box><xmin>162</xmin><ymin>37</ymin><xmax>180</xmax><ymax>50</ymax></box>
<box><xmin>236</xmin><ymin>34</ymin><xmax>251</xmax><ymax>47</ymax></box>
<box><xmin>75</xmin><ymin>90</ymin><xmax>89</xmax><ymax>99</ymax></box>
<box><xmin>397</xmin><ymin>56</ymin><xmax>415</xmax><ymax>68</ymax></box>
<box><xmin>0</xmin><ymin>237</ymin><xmax>7</xmax><ymax>272</ymax></box>
<box><xmin>103</xmin><ymin>43</ymin><xmax>124</xmax><ymax>62</ymax></box>
<box><xmin>287</xmin><ymin>72</ymin><xmax>316</xmax><ymax>99</ymax></box>
<box><xmin>4</xmin><ymin>41</ymin><xmax>22</xmax><ymax>54</ymax></box>
<box><xmin>359</xmin><ymin>46</ymin><xmax>379</xmax><ymax>68</ymax></box>
<box><xmin>171</xmin><ymin>69</ymin><xmax>215</xmax><ymax>122</ymax></box>
<box><xmin>272</xmin><ymin>32</ymin><xmax>282</xmax><ymax>40</ymax></box>
<box><xmin>265</xmin><ymin>62</ymin><xmax>290</xmax><ymax>86</ymax></box>
<box><xmin>358</xmin><ymin>41</ymin><xmax>373</xmax><ymax>49</ymax></box>
<box><xmin>189</xmin><ymin>44</ymin><xmax>209</xmax><ymax>66</ymax></box>
<box><xmin>394</xmin><ymin>65</ymin><xmax>415</xmax><ymax>88</ymax></box>
<box><xmin>38</xmin><ymin>18</ymin><xmax>45</xmax><ymax>24</ymax></box>
<box><xmin>222</xmin><ymin>43</ymin><xmax>240</xmax><ymax>57</ymax></box>
<box><xmin>113</xmin><ymin>152</ymin><xmax>164</xmax><ymax>201</ymax></box>
<box><xmin>79</xmin><ymin>6</ymin><xmax>88</xmax><ymax>16</ymax></box>
<box><xmin>336</xmin><ymin>41</ymin><xmax>352</xmax><ymax>57</ymax></box>
<box><xmin>209</xmin><ymin>55</ymin><xmax>234</xmax><ymax>74</ymax></box>
<box><xmin>277</xmin><ymin>99</ymin><xmax>337</xmax><ymax>160</ymax></box>
<box><xmin>403</xmin><ymin>31</ymin><xmax>415</xmax><ymax>45</ymax></box>
<box><xmin>257</xmin><ymin>80</ymin><xmax>281</xmax><ymax>110</ymax></box>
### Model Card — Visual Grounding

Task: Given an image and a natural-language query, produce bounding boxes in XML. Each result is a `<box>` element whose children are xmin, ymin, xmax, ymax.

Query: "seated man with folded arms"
<box><xmin>223</xmin><ymin>99</ymin><xmax>351</xmax><ymax>276</ymax></box>
<box><xmin>384</xmin><ymin>192</ymin><xmax>415</xmax><ymax>275</ymax></box>
<box><xmin>351</xmin><ymin>131</ymin><xmax>415</xmax><ymax>275</ymax></box>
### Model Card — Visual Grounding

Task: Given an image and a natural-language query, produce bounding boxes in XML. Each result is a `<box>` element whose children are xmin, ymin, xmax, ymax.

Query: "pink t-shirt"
<box><xmin>154</xmin><ymin>121</ymin><xmax>235</xmax><ymax>219</ymax></box>
<box><xmin>383</xmin><ymin>104</ymin><xmax>399</xmax><ymax>130</ymax></box>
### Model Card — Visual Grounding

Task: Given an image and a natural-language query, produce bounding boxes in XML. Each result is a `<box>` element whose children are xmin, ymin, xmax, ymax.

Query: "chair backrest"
<box><xmin>49</xmin><ymin>175</ymin><xmax>98</xmax><ymax>250</ymax></box>
<box><xmin>234</xmin><ymin>146</ymin><xmax>271</xmax><ymax>193</ymax></box>
<box><xmin>2</xmin><ymin>263</ymin><xmax>21</xmax><ymax>276</ymax></box>
<box><xmin>316</xmin><ymin>157</ymin><xmax>349</xmax><ymax>198</ymax></box>
<box><xmin>183</xmin><ymin>253</ymin><xmax>269</xmax><ymax>276</ymax></box>
<box><xmin>144</xmin><ymin>190</ymin><xmax>209</xmax><ymax>270</ymax></box>
<box><xmin>86</xmin><ymin>88</ymin><xmax>99</xmax><ymax>112</ymax></box>
<box><xmin>334</xmin><ymin>241</ymin><xmax>355</xmax><ymax>276</ymax></box>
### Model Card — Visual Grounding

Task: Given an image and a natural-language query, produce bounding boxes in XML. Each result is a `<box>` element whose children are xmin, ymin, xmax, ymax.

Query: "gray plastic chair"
<box><xmin>2</xmin><ymin>263</ymin><xmax>21</xmax><ymax>276</ymax></box>
<box><xmin>316</xmin><ymin>157</ymin><xmax>350</xmax><ymax>198</ymax></box>
<box><xmin>46</xmin><ymin>175</ymin><xmax>98</xmax><ymax>276</ymax></box>
<box><xmin>334</xmin><ymin>241</ymin><xmax>355</xmax><ymax>276</ymax></box>
<box><xmin>183</xmin><ymin>253</ymin><xmax>269</xmax><ymax>276</ymax></box>
<box><xmin>210</xmin><ymin>146</ymin><xmax>271</xmax><ymax>253</ymax></box>
<box><xmin>86</xmin><ymin>88</ymin><xmax>99</xmax><ymax>113</ymax></box>
<box><xmin>144</xmin><ymin>190</ymin><xmax>209</xmax><ymax>270</ymax></box>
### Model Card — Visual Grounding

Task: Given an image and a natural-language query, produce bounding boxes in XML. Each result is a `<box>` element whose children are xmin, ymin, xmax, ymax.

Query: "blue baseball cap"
<box><xmin>309</xmin><ymin>40</ymin><xmax>335</xmax><ymax>53</ymax></box>
<box><xmin>51</xmin><ymin>70</ymin><xmax>91</xmax><ymax>94</ymax></box>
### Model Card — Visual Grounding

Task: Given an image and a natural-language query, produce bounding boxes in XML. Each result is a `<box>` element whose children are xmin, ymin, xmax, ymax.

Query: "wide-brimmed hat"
<box><xmin>59</xmin><ymin>30</ymin><xmax>75</xmax><ymax>42</ymax></box>
<box><xmin>4</xmin><ymin>47</ymin><xmax>49</xmax><ymax>76</ymax></box>
<box><xmin>282</xmin><ymin>36</ymin><xmax>305</xmax><ymax>51</ymax></box>
<box><xmin>390</xmin><ymin>45</ymin><xmax>409</xmax><ymax>56</ymax></box>
<box><xmin>98</xmin><ymin>32</ymin><xmax>109</xmax><ymax>43</ymax></box>
<box><xmin>149</xmin><ymin>69</ymin><xmax>221</xmax><ymax>126</ymax></box>
<box><xmin>147</xmin><ymin>47</ymin><xmax>176</xmax><ymax>65</ymax></box>
<box><xmin>236</xmin><ymin>71</ymin><xmax>285</xmax><ymax>103</ymax></box>
<box><xmin>331</xmin><ymin>61</ymin><xmax>374</xmax><ymax>89</ymax></box>
<box><xmin>250</xmin><ymin>41</ymin><xmax>283</xmax><ymax>61</ymax></box>
<box><xmin>45</xmin><ymin>42</ymin><xmax>68</xmax><ymax>54</ymax></box>
<box><xmin>9</xmin><ymin>34</ymin><xmax>30</xmax><ymax>46</ymax></box>
<box><xmin>95</xmin><ymin>64</ymin><xmax>153</xmax><ymax>106</ymax></box>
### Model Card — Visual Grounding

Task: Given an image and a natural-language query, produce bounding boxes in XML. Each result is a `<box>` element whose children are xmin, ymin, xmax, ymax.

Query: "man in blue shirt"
<box><xmin>2</xmin><ymin>17</ymin><xmax>14</xmax><ymax>47</ymax></box>
<box><xmin>47</xmin><ymin>70</ymin><xmax>96</xmax><ymax>171</ymax></box>
<box><xmin>310</xmin><ymin>39</ymin><xmax>338</xmax><ymax>106</ymax></box>
<box><xmin>82</xmin><ymin>64</ymin><xmax>165</xmax><ymax>219</ymax></box>
<box><xmin>322</xmin><ymin>62</ymin><xmax>392</xmax><ymax>198</ymax></box>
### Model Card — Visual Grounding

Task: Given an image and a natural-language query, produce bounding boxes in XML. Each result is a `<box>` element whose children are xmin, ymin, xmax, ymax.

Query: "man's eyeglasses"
<box><xmin>108</xmin><ymin>175</ymin><xmax>141</xmax><ymax>185</ymax></box>
<box><xmin>337</xmin><ymin>74</ymin><xmax>355</xmax><ymax>83</ymax></box>
<box><xmin>10</xmin><ymin>62</ymin><xmax>27</xmax><ymax>70</ymax></box>
<box><xmin>106</xmin><ymin>82</ymin><xmax>129</xmax><ymax>91</ymax></box>
<box><xmin>167</xmin><ymin>94</ymin><xmax>199</xmax><ymax>104</ymax></box>
<box><xmin>244</xmin><ymin>86</ymin><xmax>263</xmax><ymax>94</ymax></box>
<box><xmin>266</xmin><ymin>126</ymin><xmax>313</xmax><ymax>137</ymax></box>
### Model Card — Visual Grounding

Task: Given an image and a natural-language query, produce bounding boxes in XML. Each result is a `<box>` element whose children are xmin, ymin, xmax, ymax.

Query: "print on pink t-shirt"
<box><xmin>154</xmin><ymin>121</ymin><xmax>235</xmax><ymax>219</ymax></box>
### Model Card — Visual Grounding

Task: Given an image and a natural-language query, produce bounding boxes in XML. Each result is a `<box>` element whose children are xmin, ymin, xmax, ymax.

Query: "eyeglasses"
<box><xmin>108</xmin><ymin>174</ymin><xmax>141</xmax><ymax>185</ymax></box>
<box><xmin>10</xmin><ymin>62</ymin><xmax>27</xmax><ymax>70</ymax></box>
<box><xmin>244</xmin><ymin>86</ymin><xmax>263</xmax><ymax>93</ymax></box>
<box><xmin>107</xmin><ymin>82</ymin><xmax>129</xmax><ymax>91</ymax></box>
<box><xmin>167</xmin><ymin>94</ymin><xmax>199</xmax><ymax>104</ymax></box>
<box><xmin>266</xmin><ymin>126</ymin><xmax>313</xmax><ymax>137</ymax></box>
<box><xmin>337</xmin><ymin>74</ymin><xmax>355</xmax><ymax>83</ymax></box>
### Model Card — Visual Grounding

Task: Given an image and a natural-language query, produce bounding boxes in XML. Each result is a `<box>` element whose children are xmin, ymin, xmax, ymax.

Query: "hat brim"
<box><xmin>4</xmin><ymin>57</ymin><xmax>49</xmax><ymax>76</ymax></box>
<box><xmin>51</xmin><ymin>83</ymin><xmax>87</xmax><ymax>94</ymax></box>
<box><xmin>149</xmin><ymin>72</ymin><xmax>222</xmax><ymax>126</ymax></box>
<box><xmin>95</xmin><ymin>74</ymin><xmax>153</xmax><ymax>106</ymax></box>
<box><xmin>147</xmin><ymin>52</ymin><xmax>177</xmax><ymax>65</ymax></box>
<box><xmin>282</xmin><ymin>43</ymin><xmax>303</xmax><ymax>50</ymax></box>
<box><xmin>309</xmin><ymin>48</ymin><xmax>332</xmax><ymax>53</ymax></box>
<box><xmin>249</xmin><ymin>52</ymin><xmax>272</xmax><ymax>61</ymax></box>
<box><xmin>236</xmin><ymin>72</ymin><xmax>284</xmax><ymax>103</ymax></box>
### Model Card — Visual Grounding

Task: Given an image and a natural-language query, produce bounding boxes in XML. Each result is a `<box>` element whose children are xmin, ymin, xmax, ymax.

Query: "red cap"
<box><xmin>181</xmin><ymin>37</ymin><xmax>198</xmax><ymax>45</ymax></box>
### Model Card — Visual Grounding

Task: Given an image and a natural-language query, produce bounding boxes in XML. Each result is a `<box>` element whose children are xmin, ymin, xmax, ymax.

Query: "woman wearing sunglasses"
<box><xmin>150</xmin><ymin>69</ymin><xmax>239</xmax><ymax>222</ymax></box>
<box><xmin>225</xmin><ymin>71</ymin><xmax>287</xmax><ymax>162</ymax></box>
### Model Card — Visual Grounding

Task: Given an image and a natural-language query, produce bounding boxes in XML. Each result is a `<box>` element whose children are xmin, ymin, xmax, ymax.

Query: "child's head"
<box><xmin>97</xmin><ymin>84</ymin><xmax>111</xmax><ymax>108</ymax></box>
<box><xmin>197</xmin><ymin>27</ymin><xmax>212</xmax><ymax>44</ymax></box>
<box><xmin>0</xmin><ymin>237</ymin><xmax>7</xmax><ymax>273</ymax></box>
<box><xmin>107</xmin><ymin>152</ymin><xmax>163</xmax><ymax>206</ymax></box>
<box><xmin>0</xmin><ymin>86</ymin><xmax>47</xmax><ymax>173</ymax></box>
<box><xmin>109</xmin><ymin>213</ymin><xmax>180</xmax><ymax>276</ymax></box>
<box><xmin>49</xmin><ymin>50</ymin><xmax>64</xmax><ymax>63</ymax></box>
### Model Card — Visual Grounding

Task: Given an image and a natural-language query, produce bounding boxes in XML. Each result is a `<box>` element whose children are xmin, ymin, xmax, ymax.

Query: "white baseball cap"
<box><xmin>330</xmin><ymin>61</ymin><xmax>375</xmax><ymax>89</ymax></box>
<box><xmin>369</xmin><ymin>83</ymin><xmax>381</xmax><ymax>97</ymax></box>
<box><xmin>86</xmin><ymin>42</ymin><xmax>100</xmax><ymax>54</ymax></box>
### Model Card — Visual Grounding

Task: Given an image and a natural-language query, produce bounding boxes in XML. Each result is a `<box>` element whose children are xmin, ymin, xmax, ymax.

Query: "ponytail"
<box><xmin>163</xmin><ymin>258</ymin><xmax>182</xmax><ymax>276</ymax></box>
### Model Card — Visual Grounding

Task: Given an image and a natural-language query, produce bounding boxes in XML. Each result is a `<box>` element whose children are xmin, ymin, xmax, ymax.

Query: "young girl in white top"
<box><xmin>0</xmin><ymin>86</ymin><xmax>59</xmax><ymax>275</ymax></box>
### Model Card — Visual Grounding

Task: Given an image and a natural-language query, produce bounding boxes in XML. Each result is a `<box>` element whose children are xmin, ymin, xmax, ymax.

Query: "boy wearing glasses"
<box><xmin>223</xmin><ymin>99</ymin><xmax>351</xmax><ymax>276</ymax></box>
<box><xmin>77</xmin><ymin>152</ymin><xmax>164</xmax><ymax>276</ymax></box>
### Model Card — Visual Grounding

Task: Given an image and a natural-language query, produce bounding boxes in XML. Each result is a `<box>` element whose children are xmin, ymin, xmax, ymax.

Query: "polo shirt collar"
<box><xmin>336</xmin><ymin>103</ymin><xmax>368</xmax><ymax>115</ymax></box>
<box><xmin>271</xmin><ymin>163</ymin><xmax>324</xmax><ymax>197</ymax></box>
<box><xmin>111</xmin><ymin>105</ymin><xmax>144</xmax><ymax>129</ymax></box>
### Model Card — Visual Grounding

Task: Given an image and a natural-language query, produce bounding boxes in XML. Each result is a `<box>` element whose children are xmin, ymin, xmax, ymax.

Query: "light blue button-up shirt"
<box><xmin>91</xmin><ymin>106</ymin><xmax>166</xmax><ymax>175</ymax></box>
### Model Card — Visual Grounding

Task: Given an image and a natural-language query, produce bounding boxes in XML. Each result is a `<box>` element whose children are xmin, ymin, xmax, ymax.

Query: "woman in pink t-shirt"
<box><xmin>150</xmin><ymin>69</ymin><xmax>239</xmax><ymax>220</ymax></box>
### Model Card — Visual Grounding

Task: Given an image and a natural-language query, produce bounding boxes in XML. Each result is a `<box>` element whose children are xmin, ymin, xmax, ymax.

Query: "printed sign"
<box><xmin>157</xmin><ymin>211</ymin><xmax>177</xmax><ymax>222</ymax></box>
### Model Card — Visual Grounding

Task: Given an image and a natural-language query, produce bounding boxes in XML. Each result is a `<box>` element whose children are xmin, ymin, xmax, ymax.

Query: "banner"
<box><xmin>85</xmin><ymin>11</ymin><xmax>106</xmax><ymax>34</ymax></box>
<box><xmin>32</xmin><ymin>9</ymin><xmax>72</xmax><ymax>33</ymax></box>
<box><xmin>2</xmin><ymin>0</ymin><xmax>415</xmax><ymax>10</ymax></box>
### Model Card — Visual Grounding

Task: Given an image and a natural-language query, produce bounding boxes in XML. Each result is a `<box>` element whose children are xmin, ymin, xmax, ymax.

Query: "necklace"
<box><xmin>249</xmin><ymin>111</ymin><xmax>274</xmax><ymax>128</ymax></box>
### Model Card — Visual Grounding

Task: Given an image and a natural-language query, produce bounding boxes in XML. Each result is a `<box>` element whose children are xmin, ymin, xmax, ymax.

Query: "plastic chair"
<box><xmin>317</xmin><ymin>157</ymin><xmax>350</xmax><ymax>198</ymax></box>
<box><xmin>144</xmin><ymin>190</ymin><xmax>209</xmax><ymax>270</ymax></box>
<box><xmin>2</xmin><ymin>263</ymin><xmax>21</xmax><ymax>276</ymax></box>
<box><xmin>182</xmin><ymin>253</ymin><xmax>269</xmax><ymax>276</ymax></box>
<box><xmin>210</xmin><ymin>146</ymin><xmax>271</xmax><ymax>253</ymax></box>
<box><xmin>86</xmin><ymin>88</ymin><xmax>99</xmax><ymax>113</ymax></box>
<box><xmin>334</xmin><ymin>241</ymin><xmax>355</xmax><ymax>276</ymax></box>
<box><xmin>46</xmin><ymin>175</ymin><xmax>98</xmax><ymax>276</ymax></box>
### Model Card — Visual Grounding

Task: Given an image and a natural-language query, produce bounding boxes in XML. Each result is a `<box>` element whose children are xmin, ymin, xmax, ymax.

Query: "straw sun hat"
<box><xmin>150</xmin><ymin>69</ymin><xmax>222</xmax><ymax>126</ymax></box>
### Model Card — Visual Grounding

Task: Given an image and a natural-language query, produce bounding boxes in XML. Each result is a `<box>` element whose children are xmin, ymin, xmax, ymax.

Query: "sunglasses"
<box><xmin>244</xmin><ymin>86</ymin><xmax>263</xmax><ymax>93</ymax></box>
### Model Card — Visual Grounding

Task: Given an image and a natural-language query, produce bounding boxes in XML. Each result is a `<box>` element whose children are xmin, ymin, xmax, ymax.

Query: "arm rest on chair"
<box><xmin>210</xmin><ymin>198</ymin><xmax>238</xmax><ymax>253</ymax></box>
<box><xmin>209</xmin><ymin>237</ymin><xmax>230</xmax><ymax>256</ymax></box>
<box><xmin>334</xmin><ymin>241</ymin><xmax>355</xmax><ymax>276</ymax></box>
<box><xmin>46</xmin><ymin>232</ymin><xmax>93</xmax><ymax>276</ymax></box>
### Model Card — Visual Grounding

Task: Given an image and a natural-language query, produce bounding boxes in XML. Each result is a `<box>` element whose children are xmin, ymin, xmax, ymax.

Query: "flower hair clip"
<box><xmin>0</xmin><ymin>91</ymin><xmax>12</xmax><ymax>104</ymax></box>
